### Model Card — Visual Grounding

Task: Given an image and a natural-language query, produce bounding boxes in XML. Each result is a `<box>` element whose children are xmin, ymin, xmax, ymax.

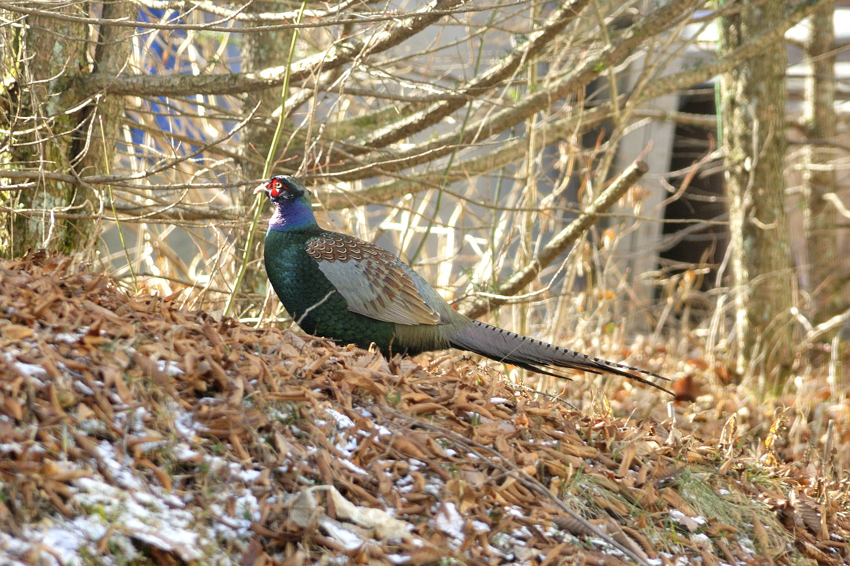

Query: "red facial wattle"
<box><xmin>269</xmin><ymin>178</ymin><xmax>281</xmax><ymax>198</ymax></box>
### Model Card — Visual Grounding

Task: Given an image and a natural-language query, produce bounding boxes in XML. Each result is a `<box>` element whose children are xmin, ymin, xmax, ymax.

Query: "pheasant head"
<box><xmin>255</xmin><ymin>175</ymin><xmax>316</xmax><ymax>231</ymax></box>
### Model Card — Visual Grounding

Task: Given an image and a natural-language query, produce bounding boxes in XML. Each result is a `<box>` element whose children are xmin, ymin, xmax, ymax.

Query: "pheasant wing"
<box><xmin>307</xmin><ymin>233</ymin><xmax>441</xmax><ymax>326</ymax></box>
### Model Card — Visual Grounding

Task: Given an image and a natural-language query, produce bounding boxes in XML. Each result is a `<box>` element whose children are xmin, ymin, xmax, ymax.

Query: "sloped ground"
<box><xmin>0</xmin><ymin>252</ymin><xmax>848</xmax><ymax>565</ymax></box>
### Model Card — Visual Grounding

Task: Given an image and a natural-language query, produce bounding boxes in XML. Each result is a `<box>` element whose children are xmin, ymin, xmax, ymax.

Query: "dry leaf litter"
<box><xmin>0</xmin><ymin>252</ymin><xmax>848</xmax><ymax>565</ymax></box>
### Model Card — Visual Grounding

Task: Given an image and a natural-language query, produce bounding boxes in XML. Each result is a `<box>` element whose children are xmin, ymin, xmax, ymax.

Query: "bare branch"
<box><xmin>317</xmin><ymin>106</ymin><xmax>610</xmax><ymax>209</ymax></box>
<box><xmin>326</xmin><ymin>0</ymin><xmax>703</xmax><ymax>179</ymax></box>
<box><xmin>5</xmin><ymin>0</ymin><xmax>492</xmax><ymax>31</ymax></box>
<box><xmin>459</xmin><ymin>159</ymin><xmax>650</xmax><ymax>320</ymax></box>
<box><xmin>638</xmin><ymin>0</ymin><xmax>823</xmax><ymax>104</ymax></box>
<box><xmin>357</xmin><ymin>0</ymin><xmax>593</xmax><ymax>151</ymax></box>
<box><xmin>135</xmin><ymin>0</ymin><xmax>361</xmax><ymax>23</ymax></box>
<box><xmin>77</xmin><ymin>0</ymin><xmax>466</xmax><ymax>97</ymax></box>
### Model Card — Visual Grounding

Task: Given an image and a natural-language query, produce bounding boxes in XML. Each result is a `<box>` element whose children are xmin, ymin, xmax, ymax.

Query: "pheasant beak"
<box><xmin>253</xmin><ymin>182</ymin><xmax>269</xmax><ymax>195</ymax></box>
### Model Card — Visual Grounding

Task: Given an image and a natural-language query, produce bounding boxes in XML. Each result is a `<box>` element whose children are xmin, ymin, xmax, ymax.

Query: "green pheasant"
<box><xmin>256</xmin><ymin>175</ymin><xmax>669</xmax><ymax>392</ymax></box>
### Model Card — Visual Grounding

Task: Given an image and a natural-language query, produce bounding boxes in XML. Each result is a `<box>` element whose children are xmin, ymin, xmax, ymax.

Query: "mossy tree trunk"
<box><xmin>718</xmin><ymin>0</ymin><xmax>795</xmax><ymax>384</ymax></box>
<box><xmin>0</xmin><ymin>5</ymin><xmax>88</xmax><ymax>257</ymax></box>
<box><xmin>803</xmin><ymin>1</ymin><xmax>842</xmax><ymax>325</ymax></box>
<box><xmin>0</xmin><ymin>3</ymin><xmax>131</xmax><ymax>259</ymax></box>
<box><xmin>80</xmin><ymin>2</ymin><xmax>134</xmax><ymax>185</ymax></box>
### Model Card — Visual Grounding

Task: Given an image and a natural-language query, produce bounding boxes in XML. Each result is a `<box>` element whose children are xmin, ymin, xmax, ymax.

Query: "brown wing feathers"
<box><xmin>307</xmin><ymin>234</ymin><xmax>441</xmax><ymax>325</ymax></box>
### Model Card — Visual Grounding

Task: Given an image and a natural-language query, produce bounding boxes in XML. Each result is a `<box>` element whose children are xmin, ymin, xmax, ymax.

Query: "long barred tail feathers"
<box><xmin>449</xmin><ymin>320</ymin><xmax>671</xmax><ymax>394</ymax></box>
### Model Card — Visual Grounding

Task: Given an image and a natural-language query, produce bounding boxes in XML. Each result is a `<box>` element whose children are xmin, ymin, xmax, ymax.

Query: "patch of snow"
<box><xmin>173</xmin><ymin>406</ymin><xmax>202</xmax><ymax>440</ymax></box>
<box><xmin>0</xmin><ymin>443</ymin><xmax>23</xmax><ymax>455</ymax></box>
<box><xmin>131</xmin><ymin>407</ymin><xmax>147</xmax><ymax>432</ymax></box>
<box><xmin>54</xmin><ymin>332</ymin><xmax>82</xmax><ymax>343</ymax></box>
<box><xmin>134</xmin><ymin>489</ymin><xmax>171</xmax><ymax>512</ymax></box>
<box><xmin>108</xmin><ymin>391</ymin><xmax>128</xmax><ymax>410</ymax></box>
<box><xmin>489</xmin><ymin>397</ymin><xmax>509</xmax><ymax>404</ymax></box>
<box><xmin>265</xmin><ymin>406</ymin><xmax>296</xmax><ymax>423</ymax></box>
<box><xmin>206</xmin><ymin>456</ymin><xmax>229</xmax><ymax>476</ymax></box>
<box><xmin>137</xmin><ymin>439</ymin><xmax>167</xmax><ymax>453</ymax></box>
<box><xmin>335</xmin><ymin>433</ymin><xmax>358</xmax><ymax>457</ymax></box>
<box><xmin>93</xmin><ymin>441</ymin><xmax>141</xmax><ymax>490</ymax></box>
<box><xmin>325</xmin><ymin>408</ymin><xmax>355</xmax><ymax>429</ymax></box>
<box><xmin>231</xmin><ymin>464</ymin><xmax>261</xmax><ymax>483</ymax></box>
<box><xmin>589</xmin><ymin>537</ymin><xmax>625</xmax><ymax>556</ymax></box>
<box><xmin>73</xmin><ymin>380</ymin><xmax>95</xmax><ymax>396</ymax></box>
<box><xmin>41</xmin><ymin>519</ymin><xmax>91</xmax><ymax>560</ymax></box>
<box><xmin>320</xmin><ymin>519</ymin><xmax>364</xmax><ymax>550</ymax></box>
<box><xmin>235</xmin><ymin>492</ymin><xmax>261</xmax><ymax>527</ymax></box>
<box><xmin>10</xmin><ymin>471</ymin><xmax>207</xmax><ymax>564</ymax></box>
<box><xmin>471</xmin><ymin>520</ymin><xmax>490</xmax><ymax>533</ymax></box>
<box><xmin>3</xmin><ymin>351</ymin><xmax>47</xmax><ymax>380</ymax></box>
<box><xmin>76</xmin><ymin>418</ymin><xmax>107</xmax><ymax>435</ymax></box>
<box><xmin>739</xmin><ymin>536</ymin><xmax>756</xmax><ymax>555</ymax></box>
<box><xmin>669</xmin><ymin>509</ymin><xmax>706</xmax><ymax>531</ymax></box>
<box><xmin>338</xmin><ymin>458</ymin><xmax>368</xmax><ymax>476</ymax></box>
<box><xmin>435</xmin><ymin>502</ymin><xmax>465</xmax><ymax>541</ymax></box>
<box><xmin>542</xmin><ymin>524</ymin><xmax>559</xmax><ymax>538</ymax></box>
<box><xmin>0</xmin><ymin>532</ymin><xmax>37</xmax><ymax>563</ymax></box>
<box><xmin>124</xmin><ymin>515</ymin><xmax>201</xmax><ymax>560</ymax></box>
<box><xmin>690</xmin><ymin>532</ymin><xmax>712</xmax><ymax>551</ymax></box>
<box><xmin>156</xmin><ymin>360</ymin><xmax>184</xmax><ymax>376</ymax></box>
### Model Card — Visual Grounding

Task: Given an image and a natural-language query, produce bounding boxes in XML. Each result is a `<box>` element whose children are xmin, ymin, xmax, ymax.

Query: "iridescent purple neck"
<box><xmin>268</xmin><ymin>198</ymin><xmax>317</xmax><ymax>232</ymax></box>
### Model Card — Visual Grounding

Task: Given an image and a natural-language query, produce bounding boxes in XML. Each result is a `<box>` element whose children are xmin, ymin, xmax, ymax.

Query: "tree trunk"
<box><xmin>81</xmin><ymin>2</ymin><xmax>134</xmax><ymax>183</ymax></box>
<box><xmin>803</xmin><ymin>1</ymin><xmax>842</xmax><ymax>325</ymax></box>
<box><xmin>0</xmin><ymin>3</ymin><xmax>131</xmax><ymax>258</ymax></box>
<box><xmin>718</xmin><ymin>0</ymin><xmax>795</xmax><ymax>384</ymax></box>
<box><xmin>1</xmin><ymin>5</ymin><xmax>87</xmax><ymax>256</ymax></box>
